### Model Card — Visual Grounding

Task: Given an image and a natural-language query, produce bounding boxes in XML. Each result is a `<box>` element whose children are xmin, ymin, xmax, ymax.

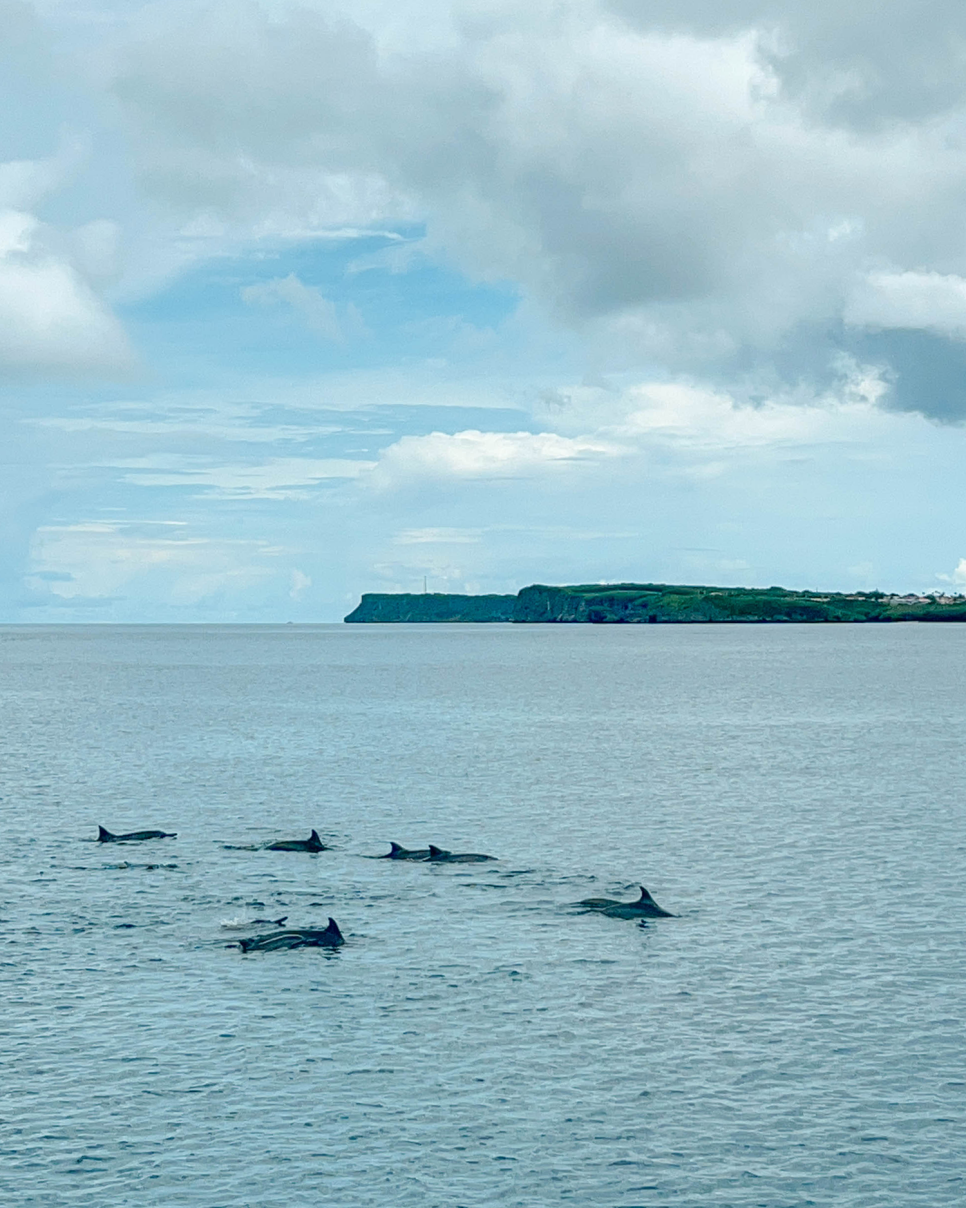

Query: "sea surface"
<box><xmin>1</xmin><ymin>622</ymin><xmax>965</xmax><ymax>1207</ymax></box>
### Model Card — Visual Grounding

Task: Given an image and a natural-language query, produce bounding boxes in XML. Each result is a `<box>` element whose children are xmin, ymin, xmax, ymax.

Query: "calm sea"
<box><xmin>1</xmin><ymin>623</ymin><xmax>964</xmax><ymax>1207</ymax></box>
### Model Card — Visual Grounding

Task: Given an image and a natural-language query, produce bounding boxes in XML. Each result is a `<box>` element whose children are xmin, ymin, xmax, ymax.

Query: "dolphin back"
<box><xmin>578</xmin><ymin>884</ymin><xmax>675</xmax><ymax>918</ymax></box>
<box><xmin>384</xmin><ymin>842</ymin><xmax>430</xmax><ymax>860</ymax></box>
<box><xmin>428</xmin><ymin>844</ymin><xmax>494</xmax><ymax>862</ymax></box>
<box><xmin>268</xmin><ymin>831</ymin><xmax>327</xmax><ymax>851</ymax></box>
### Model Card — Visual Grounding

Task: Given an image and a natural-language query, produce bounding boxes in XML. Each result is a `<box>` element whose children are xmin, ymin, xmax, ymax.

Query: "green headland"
<box><xmin>345</xmin><ymin>583</ymin><xmax>966</xmax><ymax>623</ymax></box>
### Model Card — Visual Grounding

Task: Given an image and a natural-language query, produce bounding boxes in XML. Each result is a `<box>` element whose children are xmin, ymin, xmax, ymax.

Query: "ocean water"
<box><xmin>1</xmin><ymin>622</ymin><xmax>964</xmax><ymax>1207</ymax></box>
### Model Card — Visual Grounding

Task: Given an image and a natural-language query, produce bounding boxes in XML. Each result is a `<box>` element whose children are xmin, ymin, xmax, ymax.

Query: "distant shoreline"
<box><xmin>345</xmin><ymin>583</ymin><xmax>966</xmax><ymax>624</ymax></box>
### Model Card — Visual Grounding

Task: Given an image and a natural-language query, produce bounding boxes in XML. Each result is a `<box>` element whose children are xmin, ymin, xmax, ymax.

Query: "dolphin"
<box><xmin>427</xmin><ymin>844</ymin><xmax>496</xmax><ymax>863</ymax></box>
<box><xmin>237</xmin><ymin>918</ymin><xmax>345</xmax><ymax>952</ymax></box>
<box><xmin>578</xmin><ymin>885</ymin><xmax>675</xmax><ymax>919</ymax></box>
<box><xmin>266</xmin><ymin>829</ymin><xmax>328</xmax><ymax>852</ymax></box>
<box><xmin>97</xmin><ymin>825</ymin><xmax>176</xmax><ymax>842</ymax></box>
<box><xmin>380</xmin><ymin>841</ymin><xmax>431</xmax><ymax>861</ymax></box>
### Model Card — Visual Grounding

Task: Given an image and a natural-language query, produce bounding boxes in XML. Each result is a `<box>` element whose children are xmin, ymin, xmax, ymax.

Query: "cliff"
<box><xmin>344</xmin><ymin>593</ymin><xmax>517</xmax><ymax>622</ymax></box>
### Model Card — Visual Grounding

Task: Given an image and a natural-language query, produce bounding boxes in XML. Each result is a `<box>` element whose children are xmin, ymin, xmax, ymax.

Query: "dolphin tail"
<box><xmin>97</xmin><ymin>826</ymin><xmax>115</xmax><ymax>841</ymax></box>
<box><xmin>273</xmin><ymin>916</ymin><xmax>288</xmax><ymax>926</ymax></box>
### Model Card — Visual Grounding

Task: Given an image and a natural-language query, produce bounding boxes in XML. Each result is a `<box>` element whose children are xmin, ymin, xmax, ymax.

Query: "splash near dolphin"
<box><xmin>236</xmin><ymin>918</ymin><xmax>345</xmax><ymax>952</ymax></box>
<box><xmin>97</xmin><ymin>826</ymin><xmax>177</xmax><ymax>842</ymax></box>
<box><xmin>427</xmin><ymin>844</ymin><xmax>496</xmax><ymax>863</ymax></box>
<box><xmin>266</xmin><ymin>829</ymin><xmax>328</xmax><ymax>852</ymax></box>
<box><xmin>578</xmin><ymin>885</ymin><xmax>675</xmax><ymax>919</ymax></box>
<box><xmin>220</xmin><ymin>916</ymin><xmax>288</xmax><ymax>930</ymax></box>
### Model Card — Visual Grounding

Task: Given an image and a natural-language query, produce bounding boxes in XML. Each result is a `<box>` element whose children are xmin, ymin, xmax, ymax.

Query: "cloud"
<box><xmin>369</xmin><ymin>428</ymin><xmax>623</xmax><ymax>486</ymax></box>
<box><xmin>394</xmin><ymin>527</ymin><xmax>483</xmax><ymax>544</ymax></box>
<box><xmin>27</xmin><ymin>522</ymin><xmax>285</xmax><ymax>607</ymax></box>
<box><xmin>241</xmin><ymin>272</ymin><xmax>366</xmax><ymax>341</ymax></box>
<box><xmin>937</xmin><ymin>557</ymin><xmax>966</xmax><ymax>586</ymax></box>
<box><xmin>0</xmin><ymin>148</ymin><xmax>134</xmax><ymax>377</ymax></box>
<box><xmin>104</xmin><ymin>0</ymin><xmax>966</xmax><ymax>417</ymax></box>
<box><xmin>845</xmin><ymin>271</ymin><xmax>966</xmax><ymax>339</ymax></box>
<box><xmin>0</xmin><ymin>143</ymin><xmax>82</xmax><ymax>211</ymax></box>
<box><xmin>289</xmin><ymin>568</ymin><xmax>311</xmax><ymax>599</ymax></box>
<box><xmin>111</xmin><ymin>454</ymin><xmax>375</xmax><ymax>498</ymax></box>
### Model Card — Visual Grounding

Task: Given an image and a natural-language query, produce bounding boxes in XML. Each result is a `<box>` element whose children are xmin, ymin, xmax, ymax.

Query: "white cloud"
<box><xmin>111</xmin><ymin>454</ymin><xmax>375</xmax><ymax>497</ymax></box>
<box><xmin>611</xmin><ymin>381</ymin><xmax>881</xmax><ymax>451</ymax></box>
<box><xmin>289</xmin><ymin>568</ymin><xmax>311</xmax><ymax>598</ymax></box>
<box><xmin>937</xmin><ymin>557</ymin><xmax>966</xmax><ymax>586</ymax></box>
<box><xmin>845</xmin><ymin>271</ymin><xmax>966</xmax><ymax>339</ymax></box>
<box><xmin>27</xmin><ymin>522</ymin><xmax>285</xmax><ymax>605</ymax></box>
<box><xmin>394</xmin><ymin>527</ymin><xmax>482</xmax><ymax>544</ymax></box>
<box><xmin>241</xmin><ymin>272</ymin><xmax>363</xmax><ymax>342</ymax></box>
<box><xmin>369</xmin><ymin>428</ymin><xmax>623</xmax><ymax>486</ymax></box>
<box><xmin>0</xmin><ymin>144</ymin><xmax>134</xmax><ymax>376</ymax></box>
<box><xmin>0</xmin><ymin>140</ymin><xmax>85</xmax><ymax>211</ymax></box>
<box><xmin>0</xmin><ymin>216</ymin><xmax>135</xmax><ymax>375</ymax></box>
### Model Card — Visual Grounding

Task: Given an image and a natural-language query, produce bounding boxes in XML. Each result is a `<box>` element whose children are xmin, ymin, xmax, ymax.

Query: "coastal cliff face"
<box><xmin>345</xmin><ymin>593</ymin><xmax>517</xmax><ymax>622</ymax></box>
<box><xmin>345</xmin><ymin>583</ymin><xmax>966</xmax><ymax>623</ymax></box>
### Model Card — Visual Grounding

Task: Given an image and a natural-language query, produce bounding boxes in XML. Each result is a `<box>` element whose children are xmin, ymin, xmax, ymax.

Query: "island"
<box><xmin>344</xmin><ymin>583</ymin><xmax>966</xmax><ymax>623</ymax></box>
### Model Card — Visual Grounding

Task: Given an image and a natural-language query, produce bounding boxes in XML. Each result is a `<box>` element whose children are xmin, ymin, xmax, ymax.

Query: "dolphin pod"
<box><xmin>91</xmin><ymin>822</ymin><xmax>676</xmax><ymax>956</ymax></box>
<box><xmin>237</xmin><ymin>918</ymin><xmax>345</xmax><ymax>952</ymax></box>
<box><xmin>267</xmin><ymin>829</ymin><xmax>328</xmax><ymax>852</ymax></box>
<box><xmin>578</xmin><ymin>885</ymin><xmax>675</xmax><ymax>919</ymax></box>
<box><xmin>98</xmin><ymin>825</ymin><xmax>177</xmax><ymax>842</ymax></box>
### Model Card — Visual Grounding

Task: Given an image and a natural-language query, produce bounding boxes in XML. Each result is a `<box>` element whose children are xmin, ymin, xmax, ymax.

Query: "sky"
<box><xmin>3</xmin><ymin>0</ymin><xmax>966</xmax><ymax>622</ymax></box>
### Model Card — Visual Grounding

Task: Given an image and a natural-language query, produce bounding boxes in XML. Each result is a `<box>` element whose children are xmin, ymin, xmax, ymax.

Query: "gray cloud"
<box><xmin>98</xmin><ymin>1</ymin><xmax>966</xmax><ymax>419</ymax></box>
<box><xmin>607</xmin><ymin>1</ymin><xmax>966</xmax><ymax>127</ymax></box>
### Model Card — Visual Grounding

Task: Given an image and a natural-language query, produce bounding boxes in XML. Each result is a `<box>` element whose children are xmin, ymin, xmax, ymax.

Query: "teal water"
<box><xmin>1</xmin><ymin>623</ymin><xmax>964</xmax><ymax>1206</ymax></box>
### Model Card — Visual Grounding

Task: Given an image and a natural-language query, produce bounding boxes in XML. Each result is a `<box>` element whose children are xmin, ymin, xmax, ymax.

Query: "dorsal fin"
<box><xmin>389</xmin><ymin>841</ymin><xmax>403</xmax><ymax>853</ymax></box>
<box><xmin>428</xmin><ymin>844</ymin><xmax>446</xmax><ymax>857</ymax></box>
<box><xmin>326</xmin><ymin>917</ymin><xmax>344</xmax><ymax>940</ymax></box>
<box><xmin>97</xmin><ymin>826</ymin><xmax>113</xmax><ymax>841</ymax></box>
<box><xmin>310</xmin><ymin>829</ymin><xmax>321</xmax><ymax>842</ymax></box>
<box><xmin>638</xmin><ymin>885</ymin><xmax>657</xmax><ymax>904</ymax></box>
